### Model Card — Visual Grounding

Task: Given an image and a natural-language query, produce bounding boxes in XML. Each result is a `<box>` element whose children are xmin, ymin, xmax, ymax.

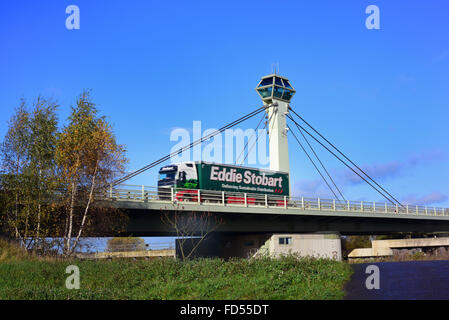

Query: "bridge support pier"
<box><xmin>175</xmin><ymin>232</ymin><xmax>342</xmax><ymax>261</ymax></box>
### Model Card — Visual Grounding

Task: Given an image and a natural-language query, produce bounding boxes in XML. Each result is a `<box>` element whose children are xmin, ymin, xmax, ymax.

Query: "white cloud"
<box><xmin>292</xmin><ymin>179</ymin><xmax>336</xmax><ymax>199</ymax></box>
<box><xmin>401</xmin><ymin>192</ymin><xmax>448</xmax><ymax>206</ymax></box>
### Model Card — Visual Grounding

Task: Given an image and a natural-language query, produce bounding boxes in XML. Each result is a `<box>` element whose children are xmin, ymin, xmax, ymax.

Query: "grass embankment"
<box><xmin>0</xmin><ymin>239</ymin><xmax>352</xmax><ymax>300</ymax></box>
<box><xmin>0</xmin><ymin>238</ymin><xmax>44</xmax><ymax>263</ymax></box>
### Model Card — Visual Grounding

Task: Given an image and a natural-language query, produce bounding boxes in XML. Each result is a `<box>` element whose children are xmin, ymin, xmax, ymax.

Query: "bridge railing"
<box><xmin>106</xmin><ymin>184</ymin><xmax>449</xmax><ymax>217</ymax></box>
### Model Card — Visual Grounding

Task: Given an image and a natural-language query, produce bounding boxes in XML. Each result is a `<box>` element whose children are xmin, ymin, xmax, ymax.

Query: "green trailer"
<box><xmin>158</xmin><ymin>161</ymin><xmax>289</xmax><ymax>205</ymax></box>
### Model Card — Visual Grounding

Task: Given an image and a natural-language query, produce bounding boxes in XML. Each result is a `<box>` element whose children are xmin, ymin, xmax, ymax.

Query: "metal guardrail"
<box><xmin>106</xmin><ymin>184</ymin><xmax>449</xmax><ymax>217</ymax></box>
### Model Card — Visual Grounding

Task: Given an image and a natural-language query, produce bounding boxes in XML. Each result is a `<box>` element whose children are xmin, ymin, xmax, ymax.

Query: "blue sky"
<box><xmin>1</xmin><ymin>0</ymin><xmax>448</xmax><ymax>211</ymax></box>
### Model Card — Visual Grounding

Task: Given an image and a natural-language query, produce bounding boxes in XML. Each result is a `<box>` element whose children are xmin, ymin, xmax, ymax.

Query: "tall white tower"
<box><xmin>255</xmin><ymin>74</ymin><xmax>296</xmax><ymax>175</ymax></box>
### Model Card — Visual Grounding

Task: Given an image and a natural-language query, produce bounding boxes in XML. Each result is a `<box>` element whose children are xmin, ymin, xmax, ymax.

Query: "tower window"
<box><xmin>258</xmin><ymin>78</ymin><xmax>273</xmax><ymax>87</ymax></box>
<box><xmin>282</xmin><ymin>79</ymin><xmax>292</xmax><ymax>89</ymax></box>
<box><xmin>275</xmin><ymin>77</ymin><xmax>283</xmax><ymax>86</ymax></box>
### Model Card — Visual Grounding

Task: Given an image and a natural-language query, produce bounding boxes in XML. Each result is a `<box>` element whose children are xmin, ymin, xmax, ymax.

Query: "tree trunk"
<box><xmin>14</xmin><ymin>193</ymin><xmax>19</xmax><ymax>239</ymax></box>
<box><xmin>36</xmin><ymin>203</ymin><xmax>41</xmax><ymax>242</ymax></box>
<box><xmin>65</xmin><ymin>180</ymin><xmax>77</xmax><ymax>255</ymax></box>
<box><xmin>14</xmin><ymin>157</ymin><xmax>20</xmax><ymax>239</ymax></box>
<box><xmin>36</xmin><ymin>169</ymin><xmax>42</xmax><ymax>244</ymax></box>
<box><xmin>23</xmin><ymin>204</ymin><xmax>29</xmax><ymax>247</ymax></box>
<box><xmin>71</xmin><ymin>161</ymin><xmax>99</xmax><ymax>255</ymax></box>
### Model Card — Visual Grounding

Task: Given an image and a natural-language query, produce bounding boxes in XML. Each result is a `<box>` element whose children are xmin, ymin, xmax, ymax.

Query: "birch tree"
<box><xmin>27</xmin><ymin>97</ymin><xmax>59</xmax><ymax>246</ymax></box>
<box><xmin>0</xmin><ymin>98</ymin><xmax>60</xmax><ymax>248</ymax></box>
<box><xmin>56</xmin><ymin>90</ymin><xmax>127</xmax><ymax>256</ymax></box>
<box><xmin>0</xmin><ymin>101</ymin><xmax>31</xmax><ymax>244</ymax></box>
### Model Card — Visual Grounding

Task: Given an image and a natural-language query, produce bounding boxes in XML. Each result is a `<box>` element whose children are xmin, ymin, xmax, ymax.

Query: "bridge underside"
<box><xmin>106</xmin><ymin>200</ymin><xmax>449</xmax><ymax>236</ymax></box>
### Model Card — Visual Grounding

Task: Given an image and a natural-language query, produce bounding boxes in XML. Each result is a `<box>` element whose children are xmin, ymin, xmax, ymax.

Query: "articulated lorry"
<box><xmin>157</xmin><ymin>161</ymin><xmax>289</xmax><ymax>205</ymax></box>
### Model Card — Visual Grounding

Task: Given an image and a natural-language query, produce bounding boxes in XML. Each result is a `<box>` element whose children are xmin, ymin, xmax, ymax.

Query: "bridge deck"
<box><xmin>107</xmin><ymin>185</ymin><xmax>449</xmax><ymax>220</ymax></box>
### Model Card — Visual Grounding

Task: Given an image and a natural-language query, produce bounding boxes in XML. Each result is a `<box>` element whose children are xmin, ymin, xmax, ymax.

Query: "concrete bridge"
<box><xmin>104</xmin><ymin>184</ymin><xmax>449</xmax><ymax>236</ymax></box>
<box><xmin>104</xmin><ymin>73</ymin><xmax>449</xmax><ymax>260</ymax></box>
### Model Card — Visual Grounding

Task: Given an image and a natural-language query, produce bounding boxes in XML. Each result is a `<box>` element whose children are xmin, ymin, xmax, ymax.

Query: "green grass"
<box><xmin>0</xmin><ymin>240</ymin><xmax>352</xmax><ymax>300</ymax></box>
<box><xmin>0</xmin><ymin>238</ymin><xmax>38</xmax><ymax>263</ymax></box>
